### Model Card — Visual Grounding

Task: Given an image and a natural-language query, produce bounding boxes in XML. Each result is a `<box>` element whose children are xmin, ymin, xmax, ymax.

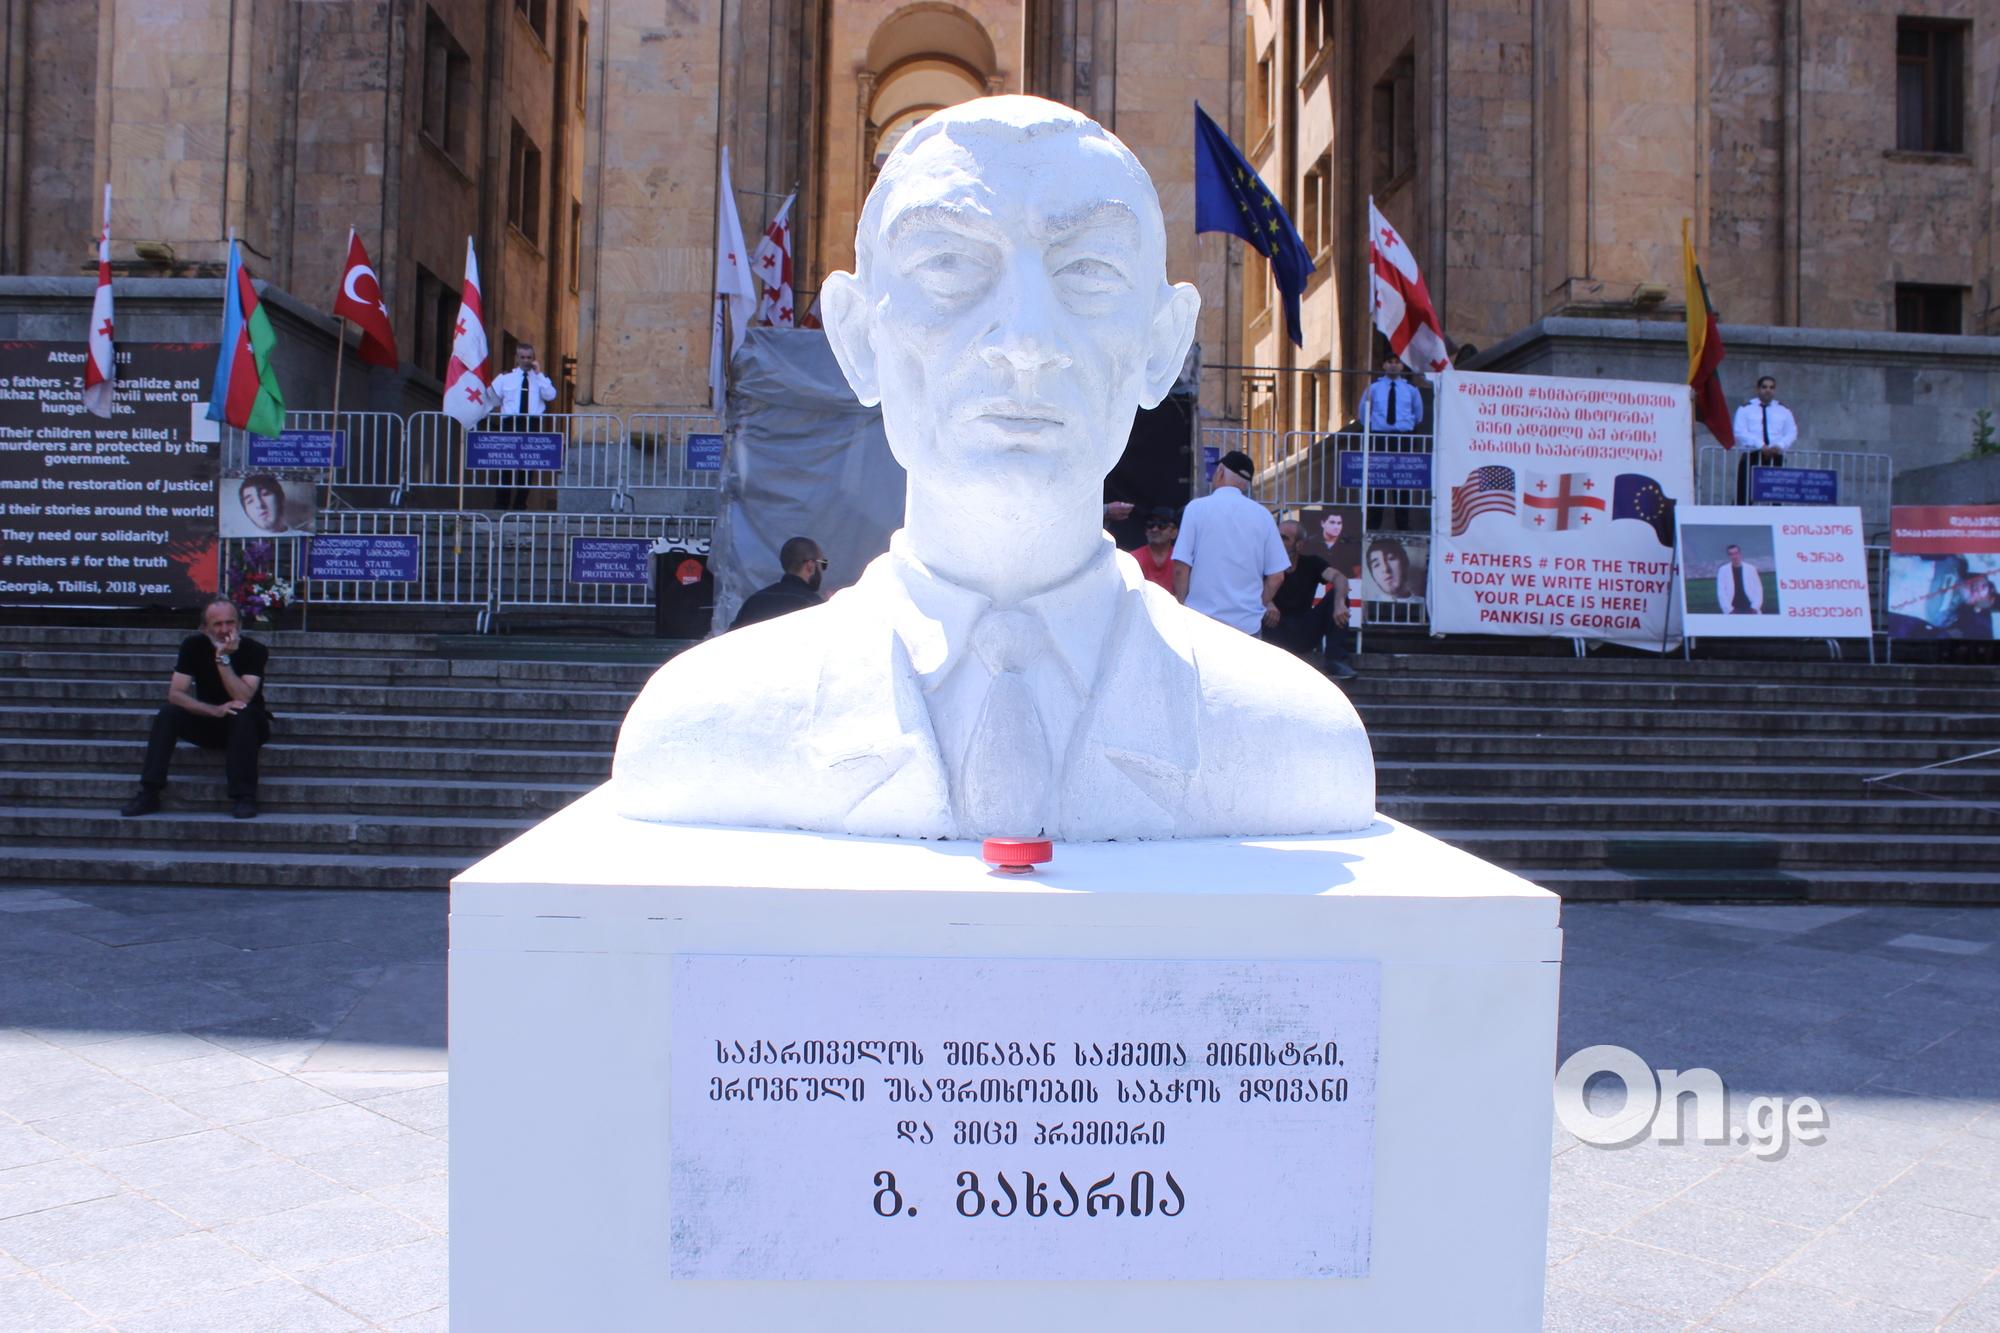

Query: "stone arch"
<box><xmin>860</xmin><ymin>5</ymin><xmax>1000</xmax><ymax>183</ymax></box>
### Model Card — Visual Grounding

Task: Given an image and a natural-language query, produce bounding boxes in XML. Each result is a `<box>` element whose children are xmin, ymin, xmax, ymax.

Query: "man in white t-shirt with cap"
<box><xmin>1171</xmin><ymin>449</ymin><xmax>1290</xmax><ymax>636</ymax></box>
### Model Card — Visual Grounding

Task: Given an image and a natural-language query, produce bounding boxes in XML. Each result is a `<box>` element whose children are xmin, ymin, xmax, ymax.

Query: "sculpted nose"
<box><xmin>979</xmin><ymin>273</ymin><xmax>1074</xmax><ymax>375</ymax></box>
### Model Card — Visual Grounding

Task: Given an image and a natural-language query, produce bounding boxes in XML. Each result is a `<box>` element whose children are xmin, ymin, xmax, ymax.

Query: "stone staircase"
<box><xmin>1</xmin><ymin>626</ymin><xmax>1995</xmax><ymax>900</ymax></box>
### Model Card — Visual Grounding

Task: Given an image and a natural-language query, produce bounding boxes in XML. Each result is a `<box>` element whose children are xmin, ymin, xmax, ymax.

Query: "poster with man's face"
<box><xmin>1300</xmin><ymin>505</ymin><xmax>1363</xmax><ymax>579</ymax></box>
<box><xmin>219</xmin><ymin>473</ymin><xmax>317</xmax><ymax>538</ymax></box>
<box><xmin>1362</xmin><ymin>535</ymin><xmax>1427</xmax><ymax>603</ymax></box>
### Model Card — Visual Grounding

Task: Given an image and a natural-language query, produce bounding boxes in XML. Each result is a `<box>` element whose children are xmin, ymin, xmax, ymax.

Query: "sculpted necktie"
<box><xmin>958</xmin><ymin>609</ymin><xmax>1051</xmax><ymax>837</ymax></box>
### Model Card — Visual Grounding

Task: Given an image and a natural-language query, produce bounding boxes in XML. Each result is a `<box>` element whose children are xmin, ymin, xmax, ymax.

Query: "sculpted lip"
<box><xmin>969</xmin><ymin>399</ymin><xmax>1066</xmax><ymax>431</ymax></box>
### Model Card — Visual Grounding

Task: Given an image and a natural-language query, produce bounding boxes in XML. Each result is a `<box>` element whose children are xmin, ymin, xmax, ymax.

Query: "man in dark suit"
<box><xmin>731</xmin><ymin>536</ymin><xmax>826</xmax><ymax>629</ymax></box>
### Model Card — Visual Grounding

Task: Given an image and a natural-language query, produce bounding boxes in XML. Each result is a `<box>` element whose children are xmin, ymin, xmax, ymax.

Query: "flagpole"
<box><xmin>325</xmin><ymin>232</ymin><xmax>349</xmax><ymax>517</ymax></box>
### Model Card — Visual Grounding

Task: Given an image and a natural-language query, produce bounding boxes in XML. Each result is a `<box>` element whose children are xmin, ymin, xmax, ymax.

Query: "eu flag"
<box><xmin>1194</xmin><ymin>103</ymin><xmax>1314</xmax><ymax>347</ymax></box>
<box><xmin>1611</xmin><ymin>474</ymin><xmax>1676</xmax><ymax>546</ymax></box>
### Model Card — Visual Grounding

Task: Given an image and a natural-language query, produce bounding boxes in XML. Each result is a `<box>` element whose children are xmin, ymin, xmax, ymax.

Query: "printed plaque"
<box><xmin>670</xmin><ymin>955</ymin><xmax>1379</xmax><ymax>1281</ymax></box>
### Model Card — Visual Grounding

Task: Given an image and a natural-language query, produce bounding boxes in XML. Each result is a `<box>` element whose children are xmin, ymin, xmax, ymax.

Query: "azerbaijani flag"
<box><xmin>206</xmin><ymin>239</ymin><xmax>286</xmax><ymax>439</ymax></box>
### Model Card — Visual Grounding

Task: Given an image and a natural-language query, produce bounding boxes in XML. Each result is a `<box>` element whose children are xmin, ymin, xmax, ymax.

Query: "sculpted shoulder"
<box><xmin>1147</xmin><ymin>589</ymin><xmax>1376</xmax><ymax>834</ymax></box>
<box><xmin>611</xmin><ymin>606</ymin><xmax>832</xmax><ymax>819</ymax></box>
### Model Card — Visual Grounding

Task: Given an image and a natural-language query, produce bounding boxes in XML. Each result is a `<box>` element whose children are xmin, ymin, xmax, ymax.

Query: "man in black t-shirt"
<box><xmin>1265</xmin><ymin>519</ymin><xmax>1357</xmax><ymax>681</ymax></box>
<box><xmin>121</xmin><ymin>597</ymin><xmax>272</xmax><ymax>819</ymax></box>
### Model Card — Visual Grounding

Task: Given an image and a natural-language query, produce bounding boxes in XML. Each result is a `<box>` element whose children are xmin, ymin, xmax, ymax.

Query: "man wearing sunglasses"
<box><xmin>1129</xmin><ymin>506</ymin><xmax>1179</xmax><ymax>592</ymax></box>
<box><xmin>731</xmin><ymin>536</ymin><xmax>827</xmax><ymax>629</ymax></box>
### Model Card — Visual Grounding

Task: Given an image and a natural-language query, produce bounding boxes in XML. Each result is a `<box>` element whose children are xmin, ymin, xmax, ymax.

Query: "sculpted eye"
<box><xmin>908</xmin><ymin>248</ymin><xmax>991</xmax><ymax>297</ymax></box>
<box><xmin>1055</xmin><ymin>257</ymin><xmax>1128</xmax><ymax>292</ymax></box>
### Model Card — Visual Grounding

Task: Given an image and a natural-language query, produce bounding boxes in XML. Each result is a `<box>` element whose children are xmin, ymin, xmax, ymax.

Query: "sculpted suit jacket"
<box><xmin>613</xmin><ymin>538</ymin><xmax>1376</xmax><ymax>841</ymax></box>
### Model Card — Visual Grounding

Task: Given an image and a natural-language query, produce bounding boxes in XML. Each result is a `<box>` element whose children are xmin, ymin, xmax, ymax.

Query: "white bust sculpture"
<box><xmin>614</xmin><ymin>96</ymin><xmax>1373</xmax><ymax>840</ymax></box>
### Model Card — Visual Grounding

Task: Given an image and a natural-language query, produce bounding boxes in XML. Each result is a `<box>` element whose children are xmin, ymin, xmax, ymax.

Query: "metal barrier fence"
<box><xmin>492</xmin><ymin>511</ymin><xmax>715</xmax><ymax>613</ymax></box>
<box><xmin>1695</xmin><ymin>445</ymin><xmax>1894</xmax><ymax>539</ymax></box>
<box><xmin>220</xmin><ymin>510</ymin><xmax>499</xmax><ymax>629</ymax></box>
<box><xmin>400</xmin><ymin>411</ymin><xmax>627</xmax><ymax>504</ymax></box>
<box><xmin>219</xmin><ymin>410</ymin><xmax>407</xmax><ymax>505</ymax></box>
<box><xmin>624</xmin><ymin>412</ymin><xmax>725</xmax><ymax>497</ymax></box>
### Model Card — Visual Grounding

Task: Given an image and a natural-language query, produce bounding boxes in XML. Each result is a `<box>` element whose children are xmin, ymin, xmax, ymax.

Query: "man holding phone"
<box><xmin>121</xmin><ymin>597</ymin><xmax>272</xmax><ymax>820</ymax></box>
<box><xmin>488</xmin><ymin>343</ymin><xmax>558</xmax><ymax>418</ymax></box>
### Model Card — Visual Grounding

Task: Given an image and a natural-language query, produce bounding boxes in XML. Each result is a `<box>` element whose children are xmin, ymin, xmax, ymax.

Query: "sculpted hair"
<box><xmin>852</xmin><ymin>96</ymin><xmax>1165</xmax><ymax>286</ymax></box>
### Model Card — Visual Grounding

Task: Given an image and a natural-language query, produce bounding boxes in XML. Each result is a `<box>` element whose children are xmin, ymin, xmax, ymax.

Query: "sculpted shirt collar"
<box><xmin>871</xmin><ymin>530</ymin><xmax>1125</xmax><ymax>695</ymax></box>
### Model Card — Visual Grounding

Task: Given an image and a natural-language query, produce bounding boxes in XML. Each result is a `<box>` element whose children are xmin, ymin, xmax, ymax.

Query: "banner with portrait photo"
<box><xmin>219</xmin><ymin>472</ymin><xmax>317</xmax><ymax>538</ymax></box>
<box><xmin>1298</xmin><ymin>504</ymin><xmax>1363</xmax><ymax>584</ymax></box>
<box><xmin>1675</xmin><ymin>505</ymin><xmax>1870</xmax><ymax>638</ymax></box>
<box><xmin>1360</xmin><ymin>534</ymin><xmax>1428</xmax><ymax>606</ymax></box>
<box><xmin>1886</xmin><ymin>505</ymin><xmax>2000</xmax><ymax>641</ymax></box>
<box><xmin>1430</xmin><ymin>370</ymin><xmax>1693</xmax><ymax>643</ymax></box>
<box><xmin>0</xmin><ymin>342</ymin><xmax>222</xmax><ymax>608</ymax></box>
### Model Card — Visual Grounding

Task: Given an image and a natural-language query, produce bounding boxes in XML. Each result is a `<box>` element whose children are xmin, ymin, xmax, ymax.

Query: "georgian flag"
<box><xmin>751</xmin><ymin>191</ymin><xmax>796</xmax><ymax>328</ymax></box>
<box><xmin>1369</xmin><ymin>197</ymin><xmax>1452</xmax><ymax>379</ymax></box>
<box><xmin>442</xmin><ymin>236</ymin><xmax>495</xmax><ymax>428</ymax></box>
<box><xmin>82</xmin><ymin>185</ymin><xmax>114</xmax><ymax>419</ymax></box>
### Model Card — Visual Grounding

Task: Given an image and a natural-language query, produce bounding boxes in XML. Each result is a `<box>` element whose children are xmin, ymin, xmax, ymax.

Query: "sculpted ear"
<box><xmin>819</xmin><ymin>270</ymin><xmax>880</xmax><ymax>407</ymax></box>
<box><xmin>1139</xmin><ymin>281</ymin><xmax>1201</xmax><ymax>409</ymax></box>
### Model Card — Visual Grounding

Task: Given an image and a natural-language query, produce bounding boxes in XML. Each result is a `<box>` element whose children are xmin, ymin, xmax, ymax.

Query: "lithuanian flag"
<box><xmin>1682</xmin><ymin>219</ymin><xmax>1734</xmax><ymax>449</ymax></box>
<box><xmin>206</xmin><ymin>239</ymin><xmax>286</xmax><ymax>439</ymax></box>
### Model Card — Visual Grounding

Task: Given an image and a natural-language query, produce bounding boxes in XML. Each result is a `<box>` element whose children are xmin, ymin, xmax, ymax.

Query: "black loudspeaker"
<box><xmin>1103</xmin><ymin>393</ymin><xmax>1195</xmax><ymax>549</ymax></box>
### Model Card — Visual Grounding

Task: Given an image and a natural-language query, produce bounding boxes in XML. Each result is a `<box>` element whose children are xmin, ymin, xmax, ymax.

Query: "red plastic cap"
<box><xmin>981</xmin><ymin>837</ymin><xmax>1054</xmax><ymax>874</ymax></box>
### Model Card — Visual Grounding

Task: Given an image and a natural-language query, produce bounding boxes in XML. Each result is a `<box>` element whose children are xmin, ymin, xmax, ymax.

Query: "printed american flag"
<box><xmin>1451</xmin><ymin>465</ymin><xmax>1517</xmax><ymax>535</ymax></box>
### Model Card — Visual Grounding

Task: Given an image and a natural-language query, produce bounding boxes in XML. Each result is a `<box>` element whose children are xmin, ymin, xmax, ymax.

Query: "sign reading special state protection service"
<box><xmin>1337</xmin><ymin>450</ymin><xmax>1432</xmax><ymax>492</ymax></box>
<box><xmin>1430</xmin><ymin>371</ymin><xmax>1693</xmax><ymax>644</ymax></box>
<box><xmin>670</xmin><ymin>955</ymin><xmax>1379</xmax><ymax>1282</ymax></box>
<box><xmin>1675</xmin><ymin>505</ymin><xmax>1870</xmax><ymax>637</ymax></box>
<box><xmin>685</xmin><ymin>433</ymin><xmax>724</xmax><ymax>472</ymax></box>
<box><xmin>566</xmin><ymin>536</ymin><xmax>651</xmax><ymax>585</ymax></box>
<box><xmin>308</xmin><ymin>534</ymin><xmax>420</xmax><ymax>582</ymax></box>
<box><xmin>1749</xmin><ymin>465</ymin><xmax>1837</xmax><ymax>506</ymax></box>
<box><xmin>466</xmin><ymin>429</ymin><xmax>564</xmax><ymax>471</ymax></box>
<box><xmin>247</xmin><ymin>429</ymin><xmax>346</xmax><ymax>470</ymax></box>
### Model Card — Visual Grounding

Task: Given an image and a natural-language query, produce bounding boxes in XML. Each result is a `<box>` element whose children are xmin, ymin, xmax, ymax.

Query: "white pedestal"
<box><xmin>449</xmin><ymin>787</ymin><xmax>1562</xmax><ymax>1331</ymax></box>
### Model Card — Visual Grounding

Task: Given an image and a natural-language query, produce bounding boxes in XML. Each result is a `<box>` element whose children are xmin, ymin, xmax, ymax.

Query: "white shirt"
<box><xmin>1171</xmin><ymin>486</ymin><xmax>1289</xmax><ymax>634</ymax></box>
<box><xmin>1731</xmin><ymin>398</ymin><xmax>1797</xmax><ymax>452</ymax></box>
<box><xmin>488</xmin><ymin>367</ymin><xmax>558</xmax><ymax>417</ymax></box>
<box><xmin>1715</xmin><ymin>559</ymin><xmax>1764</xmax><ymax>613</ymax></box>
<box><xmin>883</xmin><ymin>532</ymin><xmax>1119</xmax><ymax>815</ymax></box>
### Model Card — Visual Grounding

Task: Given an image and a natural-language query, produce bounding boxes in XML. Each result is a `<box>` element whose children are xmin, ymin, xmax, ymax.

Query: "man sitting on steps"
<box><xmin>121</xmin><ymin>597</ymin><xmax>271</xmax><ymax>820</ymax></box>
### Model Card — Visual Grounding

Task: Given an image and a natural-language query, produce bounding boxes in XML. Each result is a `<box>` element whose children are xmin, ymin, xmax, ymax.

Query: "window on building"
<box><xmin>1373</xmin><ymin>54</ymin><xmax>1416</xmax><ymax>189</ymax></box>
<box><xmin>508</xmin><ymin>122</ymin><xmax>543</xmax><ymax>244</ymax></box>
<box><xmin>1302</xmin><ymin>0</ymin><xmax>1331</xmax><ymax>69</ymax></box>
<box><xmin>569</xmin><ymin>199</ymin><xmax>583</xmax><ymax>292</ymax></box>
<box><xmin>1253</xmin><ymin>45</ymin><xmax>1275</xmax><ymax>144</ymax></box>
<box><xmin>1896</xmin><ymin>20</ymin><xmax>1965</xmax><ymax>153</ymax></box>
<box><xmin>1894</xmin><ymin>283</ymin><xmax>1963</xmax><ymax>334</ymax></box>
<box><xmin>516</xmin><ymin>0</ymin><xmax>549</xmax><ymax>46</ymax></box>
<box><xmin>575</xmin><ymin>18</ymin><xmax>589</xmax><ymax>108</ymax></box>
<box><xmin>1303</xmin><ymin>361</ymin><xmax>1330</xmax><ymax>432</ymax></box>
<box><xmin>1302</xmin><ymin>151</ymin><xmax>1332</xmax><ymax>258</ymax></box>
<box><xmin>421</xmin><ymin>10</ymin><xmax>470</xmax><ymax>162</ymax></box>
<box><xmin>414</xmin><ymin>265</ymin><xmax>460</xmax><ymax>384</ymax></box>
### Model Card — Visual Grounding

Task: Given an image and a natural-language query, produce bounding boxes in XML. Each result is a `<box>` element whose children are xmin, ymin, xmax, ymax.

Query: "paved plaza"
<box><xmin>0</xmin><ymin>886</ymin><xmax>1995</xmax><ymax>1330</ymax></box>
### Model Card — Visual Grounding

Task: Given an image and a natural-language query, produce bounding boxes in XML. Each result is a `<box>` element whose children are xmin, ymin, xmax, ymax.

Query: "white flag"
<box><xmin>442</xmin><ymin>236</ymin><xmax>495</xmax><ymax>429</ymax></box>
<box><xmin>1368</xmin><ymin>198</ymin><xmax>1452</xmax><ymax>379</ymax></box>
<box><xmin>82</xmin><ymin>185</ymin><xmax>115</xmax><ymax>419</ymax></box>
<box><xmin>712</xmin><ymin>149</ymin><xmax>756</xmax><ymax>410</ymax></box>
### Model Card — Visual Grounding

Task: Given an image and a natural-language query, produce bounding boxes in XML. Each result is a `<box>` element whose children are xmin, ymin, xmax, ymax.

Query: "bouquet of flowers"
<box><xmin>228</xmin><ymin>540</ymin><xmax>296</xmax><ymax>623</ymax></box>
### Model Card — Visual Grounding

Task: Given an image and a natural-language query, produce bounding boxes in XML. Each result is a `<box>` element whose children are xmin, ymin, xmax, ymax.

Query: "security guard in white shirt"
<box><xmin>1731</xmin><ymin>375</ymin><xmax>1798</xmax><ymax>504</ymax></box>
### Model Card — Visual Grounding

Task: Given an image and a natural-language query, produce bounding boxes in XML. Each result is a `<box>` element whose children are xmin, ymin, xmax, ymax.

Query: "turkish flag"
<box><xmin>333</xmin><ymin>229</ymin><xmax>400</xmax><ymax>369</ymax></box>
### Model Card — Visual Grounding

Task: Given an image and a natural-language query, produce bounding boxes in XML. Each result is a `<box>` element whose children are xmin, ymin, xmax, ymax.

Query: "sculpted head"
<box><xmin>821</xmin><ymin>97</ymin><xmax>1200</xmax><ymax>513</ymax></box>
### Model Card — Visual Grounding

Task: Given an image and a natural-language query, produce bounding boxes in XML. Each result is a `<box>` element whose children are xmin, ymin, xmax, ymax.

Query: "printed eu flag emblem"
<box><xmin>1193</xmin><ymin>103</ymin><xmax>1314</xmax><ymax>347</ymax></box>
<box><xmin>1611</xmin><ymin>474</ymin><xmax>1675</xmax><ymax>546</ymax></box>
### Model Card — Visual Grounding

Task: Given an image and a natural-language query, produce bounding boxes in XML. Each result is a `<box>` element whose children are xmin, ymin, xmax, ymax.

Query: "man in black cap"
<box><xmin>1127</xmin><ymin>506</ymin><xmax>1179</xmax><ymax>593</ymax></box>
<box><xmin>731</xmin><ymin>535</ymin><xmax>827</xmax><ymax>630</ymax></box>
<box><xmin>1170</xmin><ymin>450</ymin><xmax>1289</xmax><ymax>635</ymax></box>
